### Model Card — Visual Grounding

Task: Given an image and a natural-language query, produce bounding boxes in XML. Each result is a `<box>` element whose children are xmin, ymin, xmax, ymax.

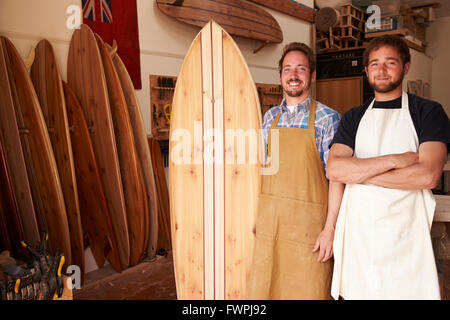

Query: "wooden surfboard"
<box><xmin>148</xmin><ymin>137</ymin><xmax>171</xmax><ymax>252</ymax></box>
<box><xmin>95</xmin><ymin>34</ymin><xmax>149</xmax><ymax>267</ymax></box>
<box><xmin>0</xmin><ymin>37</ymin><xmax>40</xmax><ymax>246</ymax></box>
<box><xmin>0</xmin><ymin>134</ymin><xmax>24</xmax><ymax>255</ymax></box>
<box><xmin>156</xmin><ymin>0</ymin><xmax>283</xmax><ymax>44</ymax></box>
<box><xmin>63</xmin><ymin>81</ymin><xmax>122</xmax><ymax>273</ymax></box>
<box><xmin>108</xmin><ymin>43</ymin><xmax>159</xmax><ymax>260</ymax></box>
<box><xmin>169</xmin><ymin>21</ymin><xmax>262</xmax><ymax>300</ymax></box>
<box><xmin>67</xmin><ymin>24</ymin><xmax>130</xmax><ymax>269</ymax></box>
<box><xmin>30</xmin><ymin>39</ymin><xmax>84</xmax><ymax>274</ymax></box>
<box><xmin>1</xmin><ymin>36</ymin><xmax>71</xmax><ymax>262</ymax></box>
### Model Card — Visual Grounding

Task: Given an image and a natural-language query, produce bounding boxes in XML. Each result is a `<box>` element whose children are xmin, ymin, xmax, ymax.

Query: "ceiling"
<box><xmin>402</xmin><ymin>0</ymin><xmax>450</xmax><ymax>18</ymax></box>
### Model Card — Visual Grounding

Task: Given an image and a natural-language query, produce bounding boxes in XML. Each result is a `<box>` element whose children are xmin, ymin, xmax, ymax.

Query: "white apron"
<box><xmin>331</xmin><ymin>92</ymin><xmax>441</xmax><ymax>300</ymax></box>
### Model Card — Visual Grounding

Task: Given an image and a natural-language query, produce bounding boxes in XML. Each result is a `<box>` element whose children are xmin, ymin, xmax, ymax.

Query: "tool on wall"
<box><xmin>150</xmin><ymin>75</ymin><xmax>176</xmax><ymax>140</ymax></box>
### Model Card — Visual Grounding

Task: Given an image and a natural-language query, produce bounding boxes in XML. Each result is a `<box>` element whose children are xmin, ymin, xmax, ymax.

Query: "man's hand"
<box><xmin>312</xmin><ymin>226</ymin><xmax>335</xmax><ymax>263</ymax></box>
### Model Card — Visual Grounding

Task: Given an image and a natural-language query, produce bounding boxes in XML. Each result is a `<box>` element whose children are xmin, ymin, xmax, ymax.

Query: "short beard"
<box><xmin>369</xmin><ymin>69</ymin><xmax>405</xmax><ymax>93</ymax></box>
<box><xmin>283</xmin><ymin>80</ymin><xmax>310</xmax><ymax>98</ymax></box>
<box><xmin>285</xmin><ymin>88</ymin><xmax>304</xmax><ymax>97</ymax></box>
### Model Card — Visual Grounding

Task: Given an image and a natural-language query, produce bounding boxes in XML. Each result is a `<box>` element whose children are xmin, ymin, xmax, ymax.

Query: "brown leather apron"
<box><xmin>247</xmin><ymin>100</ymin><xmax>332</xmax><ymax>299</ymax></box>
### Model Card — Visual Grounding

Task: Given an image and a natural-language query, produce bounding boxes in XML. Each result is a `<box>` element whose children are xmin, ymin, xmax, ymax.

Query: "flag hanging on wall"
<box><xmin>82</xmin><ymin>0</ymin><xmax>142</xmax><ymax>89</ymax></box>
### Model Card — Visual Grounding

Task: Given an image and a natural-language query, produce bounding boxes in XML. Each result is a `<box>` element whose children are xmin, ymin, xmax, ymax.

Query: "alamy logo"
<box><xmin>170</xmin><ymin>122</ymin><xmax>279</xmax><ymax>176</ymax></box>
<box><xmin>66</xmin><ymin>5</ymin><xmax>81</xmax><ymax>30</ymax></box>
<box><xmin>366</xmin><ymin>5</ymin><xmax>381</xmax><ymax>31</ymax></box>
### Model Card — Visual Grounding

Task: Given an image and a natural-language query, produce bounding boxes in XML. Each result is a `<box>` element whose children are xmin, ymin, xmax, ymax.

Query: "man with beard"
<box><xmin>247</xmin><ymin>42</ymin><xmax>340</xmax><ymax>299</ymax></box>
<box><xmin>328</xmin><ymin>35</ymin><xmax>450</xmax><ymax>299</ymax></box>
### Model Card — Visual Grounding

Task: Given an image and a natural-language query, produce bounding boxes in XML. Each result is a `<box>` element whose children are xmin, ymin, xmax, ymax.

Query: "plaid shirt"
<box><xmin>263</xmin><ymin>95</ymin><xmax>341</xmax><ymax>174</ymax></box>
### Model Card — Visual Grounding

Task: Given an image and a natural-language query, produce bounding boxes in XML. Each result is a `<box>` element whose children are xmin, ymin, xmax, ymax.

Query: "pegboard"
<box><xmin>149</xmin><ymin>75</ymin><xmax>177</xmax><ymax>141</ymax></box>
<box><xmin>256</xmin><ymin>83</ymin><xmax>283</xmax><ymax>116</ymax></box>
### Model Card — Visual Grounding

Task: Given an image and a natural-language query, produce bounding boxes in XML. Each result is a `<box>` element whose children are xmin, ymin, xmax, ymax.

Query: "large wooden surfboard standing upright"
<box><xmin>95</xmin><ymin>34</ymin><xmax>148</xmax><ymax>267</ymax></box>
<box><xmin>170</xmin><ymin>21</ymin><xmax>262</xmax><ymax>300</ymax></box>
<box><xmin>108</xmin><ymin>43</ymin><xmax>159</xmax><ymax>261</ymax></box>
<box><xmin>63</xmin><ymin>81</ymin><xmax>122</xmax><ymax>273</ymax></box>
<box><xmin>0</xmin><ymin>37</ymin><xmax>40</xmax><ymax>246</ymax></box>
<box><xmin>30</xmin><ymin>39</ymin><xmax>84</xmax><ymax>274</ymax></box>
<box><xmin>1</xmin><ymin>36</ymin><xmax>71</xmax><ymax>261</ymax></box>
<box><xmin>67</xmin><ymin>24</ymin><xmax>130</xmax><ymax>269</ymax></box>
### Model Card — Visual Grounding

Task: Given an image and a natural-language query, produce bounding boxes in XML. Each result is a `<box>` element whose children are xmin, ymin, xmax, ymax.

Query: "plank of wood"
<box><xmin>435</xmin><ymin>195</ymin><xmax>450</xmax><ymax>222</ymax></box>
<box><xmin>148</xmin><ymin>137</ymin><xmax>172</xmax><ymax>252</ymax></box>
<box><xmin>30</xmin><ymin>39</ymin><xmax>84</xmax><ymax>275</ymax></box>
<box><xmin>156</xmin><ymin>0</ymin><xmax>283</xmax><ymax>44</ymax></box>
<box><xmin>169</xmin><ymin>21</ymin><xmax>261</xmax><ymax>300</ymax></box>
<box><xmin>67</xmin><ymin>24</ymin><xmax>130</xmax><ymax>270</ymax></box>
<box><xmin>63</xmin><ymin>81</ymin><xmax>122</xmax><ymax>273</ymax></box>
<box><xmin>95</xmin><ymin>34</ymin><xmax>148</xmax><ymax>267</ymax></box>
<box><xmin>109</xmin><ymin>45</ymin><xmax>159</xmax><ymax>260</ymax></box>
<box><xmin>1</xmin><ymin>36</ymin><xmax>71</xmax><ymax>261</ymax></box>
<box><xmin>0</xmin><ymin>37</ymin><xmax>40</xmax><ymax>246</ymax></box>
<box><xmin>246</xmin><ymin>0</ymin><xmax>315</xmax><ymax>23</ymax></box>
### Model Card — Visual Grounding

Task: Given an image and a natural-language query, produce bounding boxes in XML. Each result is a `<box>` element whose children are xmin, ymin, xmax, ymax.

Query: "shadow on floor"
<box><xmin>74</xmin><ymin>251</ymin><xmax>177</xmax><ymax>300</ymax></box>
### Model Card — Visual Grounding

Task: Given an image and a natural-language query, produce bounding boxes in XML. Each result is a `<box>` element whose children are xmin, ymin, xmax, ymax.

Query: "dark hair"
<box><xmin>278</xmin><ymin>42</ymin><xmax>315</xmax><ymax>75</ymax></box>
<box><xmin>363</xmin><ymin>35</ymin><xmax>411</xmax><ymax>67</ymax></box>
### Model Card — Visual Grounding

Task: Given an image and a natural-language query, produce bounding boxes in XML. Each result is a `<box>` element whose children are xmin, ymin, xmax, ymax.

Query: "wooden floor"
<box><xmin>74</xmin><ymin>251</ymin><xmax>177</xmax><ymax>300</ymax></box>
<box><xmin>73</xmin><ymin>250</ymin><xmax>449</xmax><ymax>300</ymax></box>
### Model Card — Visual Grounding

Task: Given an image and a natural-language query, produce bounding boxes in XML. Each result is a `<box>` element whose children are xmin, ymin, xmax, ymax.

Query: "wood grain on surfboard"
<box><xmin>0</xmin><ymin>135</ymin><xmax>24</xmax><ymax>254</ymax></box>
<box><xmin>95</xmin><ymin>34</ymin><xmax>148</xmax><ymax>267</ymax></box>
<box><xmin>169</xmin><ymin>21</ymin><xmax>262</xmax><ymax>300</ymax></box>
<box><xmin>148</xmin><ymin>137</ymin><xmax>171</xmax><ymax>251</ymax></box>
<box><xmin>0</xmin><ymin>37</ymin><xmax>40</xmax><ymax>246</ymax></box>
<box><xmin>1</xmin><ymin>36</ymin><xmax>71</xmax><ymax>261</ymax></box>
<box><xmin>67</xmin><ymin>24</ymin><xmax>130</xmax><ymax>269</ymax></box>
<box><xmin>246</xmin><ymin>0</ymin><xmax>315</xmax><ymax>23</ymax></box>
<box><xmin>108</xmin><ymin>43</ymin><xmax>159</xmax><ymax>260</ymax></box>
<box><xmin>63</xmin><ymin>81</ymin><xmax>122</xmax><ymax>273</ymax></box>
<box><xmin>30</xmin><ymin>39</ymin><xmax>84</xmax><ymax>274</ymax></box>
<box><xmin>156</xmin><ymin>0</ymin><xmax>283</xmax><ymax>44</ymax></box>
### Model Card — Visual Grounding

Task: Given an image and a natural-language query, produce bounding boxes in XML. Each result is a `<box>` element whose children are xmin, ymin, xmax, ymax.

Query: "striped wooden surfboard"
<box><xmin>169</xmin><ymin>21</ymin><xmax>262</xmax><ymax>300</ymax></box>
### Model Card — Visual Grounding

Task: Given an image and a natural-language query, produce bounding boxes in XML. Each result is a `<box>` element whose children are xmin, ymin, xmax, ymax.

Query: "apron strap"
<box><xmin>270</xmin><ymin>99</ymin><xmax>317</xmax><ymax>131</ymax></box>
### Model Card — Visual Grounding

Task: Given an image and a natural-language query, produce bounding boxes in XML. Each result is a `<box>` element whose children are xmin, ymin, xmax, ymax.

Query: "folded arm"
<box><xmin>366</xmin><ymin>141</ymin><xmax>447</xmax><ymax>190</ymax></box>
<box><xmin>327</xmin><ymin>143</ymin><xmax>419</xmax><ymax>184</ymax></box>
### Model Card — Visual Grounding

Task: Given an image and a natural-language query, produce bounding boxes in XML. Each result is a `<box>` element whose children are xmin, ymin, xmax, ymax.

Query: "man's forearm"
<box><xmin>365</xmin><ymin>142</ymin><xmax>447</xmax><ymax>190</ymax></box>
<box><xmin>366</xmin><ymin>162</ymin><xmax>441</xmax><ymax>190</ymax></box>
<box><xmin>327</xmin><ymin>154</ymin><xmax>397</xmax><ymax>184</ymax></box>
<box><xmin>323</xmin><ymin>180</ymin><xmax>345</xmax><ymax>230</ymax></box>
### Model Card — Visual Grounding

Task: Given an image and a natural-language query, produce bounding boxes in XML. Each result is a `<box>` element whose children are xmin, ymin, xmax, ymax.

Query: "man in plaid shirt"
<box><xmin>248</xmin><ymin>42</ymin><xmax>341</xmax><ymax>299</ymax></box>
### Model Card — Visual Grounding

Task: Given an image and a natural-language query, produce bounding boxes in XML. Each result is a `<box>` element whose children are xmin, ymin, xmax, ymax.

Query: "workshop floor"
<box><xmin>73</xmin><ymin>251</ymin><xmax>177</xmax><ymax>300</ymax></box>
<box><xmin>73</xmin><ymin>250</ymin><xmax>449</xmax><ymax>300</ymax></box>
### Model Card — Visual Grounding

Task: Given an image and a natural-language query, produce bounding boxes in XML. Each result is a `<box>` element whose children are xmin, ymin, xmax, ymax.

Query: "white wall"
<box><xmin>403</xmin><ymin>49</ymin><xmax>432</xmax><ymax>95</ymax></box>
<box><xmin>0</xmin><ymin>0</ymin><xmax>314</xmax><ymax>134</ymax></box>
<box><xmin>426</xmin><ymin>16</ymin><xmax>450</xmax><ymax>117</ymax></box>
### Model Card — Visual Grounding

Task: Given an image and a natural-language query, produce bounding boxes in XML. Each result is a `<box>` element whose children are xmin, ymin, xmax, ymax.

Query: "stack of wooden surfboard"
<box><xmin>0</xmin><ymin>24</ymin><xmax>159</xmax><ymax>277</ymax></box>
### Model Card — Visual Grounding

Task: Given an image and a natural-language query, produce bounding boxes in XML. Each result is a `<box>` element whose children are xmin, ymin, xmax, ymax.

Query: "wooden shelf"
<box><xmin>365</xmin><ymin>28</ymin><xmax>410</xmax><ymax>38</ymax></box>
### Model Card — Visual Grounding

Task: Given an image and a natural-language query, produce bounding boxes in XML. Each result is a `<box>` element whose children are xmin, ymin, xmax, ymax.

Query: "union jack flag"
<box><xmin>82</xmin><ymin>0</ymin><xmax>141</xmax><ymax>89</ymax></box>
<box><xmin>82</xmin><ymin>0</ymin><xmax>113</xmax><ymax>23</ymax></box>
